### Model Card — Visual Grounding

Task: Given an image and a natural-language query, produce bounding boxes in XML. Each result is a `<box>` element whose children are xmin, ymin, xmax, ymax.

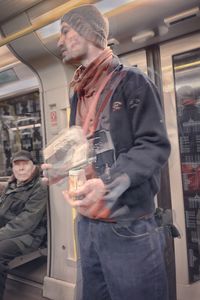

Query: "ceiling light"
<box><xmin>131</xmin><ymin>30</ymin><xmax>155</xmax><ymax>43</ymax></box>
<box><xmin>164</xmin><ymin>7</ymin><xmax>199</xmax><ymax>26</ymax></box>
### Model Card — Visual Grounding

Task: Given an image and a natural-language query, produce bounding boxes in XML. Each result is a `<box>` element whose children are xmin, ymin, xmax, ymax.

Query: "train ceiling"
<box><xmin>0</xmin><ymin>0</ymin><xmax>199</xmax><ymax>61</ymax></box>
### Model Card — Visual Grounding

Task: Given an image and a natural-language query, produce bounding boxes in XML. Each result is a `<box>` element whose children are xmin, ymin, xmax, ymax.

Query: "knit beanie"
<box><xmin>61</xmin><ymin>4</ymin><xmax>109</xmax><ymax>49</ymax></box>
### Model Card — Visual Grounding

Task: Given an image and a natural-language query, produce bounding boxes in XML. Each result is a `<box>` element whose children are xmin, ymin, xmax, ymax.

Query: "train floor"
<box><xmin>4</xmin><ymin>256</ymin><xmax>47</xmax><ymax>300</ymax></box>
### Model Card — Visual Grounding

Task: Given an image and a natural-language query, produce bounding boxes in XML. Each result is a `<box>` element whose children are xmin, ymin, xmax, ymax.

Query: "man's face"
<box><xmin>57</xmin><ymin>22</ymin><xmax>89</xmax><ymax>64</ymax></box>
<box><xmin>12</xmin><ymin>160</ymin><xmax>35</xmax><ymax>182</ymax></box>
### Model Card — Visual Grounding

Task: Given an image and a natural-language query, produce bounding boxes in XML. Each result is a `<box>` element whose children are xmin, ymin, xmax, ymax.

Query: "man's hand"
<box><xmin>41</xmin><ymin>163</ymin><xmax>66</xmax><ymax>185</ymax></box>
<box><xmin>63</xmin><ymin>178</ymin><xmax>106</xmax><ymax>207</ymax></box>
<box><xmin>62</xmin><ymin>173</ymin><xmax>131</xmax><ymax>219</ymax></box>
<box><xmin>62</xmin><ymin>178</ymin><xmax>108</xmax><ymax>218</ymax></box>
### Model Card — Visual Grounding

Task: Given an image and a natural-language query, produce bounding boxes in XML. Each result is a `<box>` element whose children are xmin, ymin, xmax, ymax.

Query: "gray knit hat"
<box><xmin>61</xmin><ymin>4</ymin><xmax>109</xmax><ymax>49</ymax></box>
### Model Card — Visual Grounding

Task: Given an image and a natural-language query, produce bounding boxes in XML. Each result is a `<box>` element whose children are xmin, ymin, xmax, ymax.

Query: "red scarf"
<box><xmin>71</xmin><ymin>48</ymin><xmax>113</xmax><ymax>97</ymax></box>
<box><xmin>70</xmin><ymin>48</ymin><xmax>119</xmax><ymax>136</ymax></box>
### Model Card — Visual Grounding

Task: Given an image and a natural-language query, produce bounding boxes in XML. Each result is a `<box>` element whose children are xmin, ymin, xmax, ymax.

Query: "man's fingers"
<box><xmin>41</xmin><ymin>163</ymin><xmax>52</xmax><ymax>170</ymax></box>
<box><xmin>62</xmin><ymin>191</ymin><xmax>82</xmax><ymax>207</ymax></box>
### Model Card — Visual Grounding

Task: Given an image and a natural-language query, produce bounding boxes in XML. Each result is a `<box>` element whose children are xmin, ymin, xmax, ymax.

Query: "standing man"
<box><xmin>58</xmin><ymin>4</ymin><xmax>171</xmax><ymax>300</ymax></box>
<box><xmin>0</xmin><ymin>150</ymin><xmax>47</xmax><ymax>299</ymax></box>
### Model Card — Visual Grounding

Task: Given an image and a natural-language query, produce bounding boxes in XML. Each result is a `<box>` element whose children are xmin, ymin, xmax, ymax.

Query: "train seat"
<box><xmin>8</xmin><ymin>247</ymin><xmax>47</xmax><ymax>270</ymax></box>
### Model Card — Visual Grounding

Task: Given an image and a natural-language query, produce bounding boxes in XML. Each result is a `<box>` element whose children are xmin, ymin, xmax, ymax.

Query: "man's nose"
<box><xmin>18</xmin><ymin>164</ymin><xmax>25</xmax><ymax>170</ymax></box>
<box><xmin>57</xmin><ymin>36</ymin><xmax>64</xmax><ymax>48</ymax></box>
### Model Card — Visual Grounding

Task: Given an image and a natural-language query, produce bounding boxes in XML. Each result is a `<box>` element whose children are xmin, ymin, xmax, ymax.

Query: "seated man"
<box><xmin>0</xmin><ymin>150</ymin><xmax>47</xmax><ymax>299</ymax></box>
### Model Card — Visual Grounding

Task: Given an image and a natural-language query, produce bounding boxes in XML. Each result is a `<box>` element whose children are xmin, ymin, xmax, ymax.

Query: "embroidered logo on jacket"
<box><xmin>129</xmin><ymin>98</ymin><xmax>140</xmax><ymax>109</ymax></box>
<box><xmin>112</xmin><ymin>101</ymin><xmax>123</xmax><ymax>112</ymax></box>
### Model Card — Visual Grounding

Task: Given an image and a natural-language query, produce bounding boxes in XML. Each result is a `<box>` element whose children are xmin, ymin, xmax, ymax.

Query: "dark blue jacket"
<box><xmin>70</xmin><ymin>65</ymin><xmax>171</xmax><ymax>220</ymax></box>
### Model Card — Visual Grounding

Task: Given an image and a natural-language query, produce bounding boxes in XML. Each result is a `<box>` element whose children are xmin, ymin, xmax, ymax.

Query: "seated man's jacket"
<box><xmin>0</xmin><ymin>166</ymin><xmax>47</xmax><ymax>253</ymax></box>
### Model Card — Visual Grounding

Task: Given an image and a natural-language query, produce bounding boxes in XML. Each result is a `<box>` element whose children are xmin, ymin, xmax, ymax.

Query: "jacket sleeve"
<box><xmin>110</xmin><ymin>71</ymin><xmax>171</xmax><ymax>188</ymax></box>
<box><xmin>0</xmin><ymin>181</ymin><xmax>47</xmax><ymax>241</ymax></box>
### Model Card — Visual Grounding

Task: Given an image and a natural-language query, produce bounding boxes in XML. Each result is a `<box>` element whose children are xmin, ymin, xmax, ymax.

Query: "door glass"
<box><xmin>173</xmin><ymin>48</ymin><xmax>200</xmax><ymax>283</ymax></box>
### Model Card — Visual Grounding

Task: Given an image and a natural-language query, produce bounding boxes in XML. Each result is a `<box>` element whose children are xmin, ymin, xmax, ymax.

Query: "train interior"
<box><xmin>0</xmin><ymin>0</ymin><xmax>200</xmax><ymax>299</ymax></box>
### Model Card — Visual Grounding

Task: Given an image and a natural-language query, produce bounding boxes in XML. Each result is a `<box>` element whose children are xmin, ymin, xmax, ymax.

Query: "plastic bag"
<box><xmin>43</xmin><ymin>126</ymin><xmax>95</xmax><ymax>181</ymax></box>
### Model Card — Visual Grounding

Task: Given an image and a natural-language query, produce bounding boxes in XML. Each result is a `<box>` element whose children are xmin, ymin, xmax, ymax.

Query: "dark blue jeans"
<box><xmin>77</xmin><ymin>215</ymin><xmax>169</xmax><ymax>300</ymax></box>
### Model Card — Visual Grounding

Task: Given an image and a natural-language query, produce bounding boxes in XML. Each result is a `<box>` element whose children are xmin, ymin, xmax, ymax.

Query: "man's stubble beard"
<box><xmin>62</xmin><ymin>46</ymin><xmax>88</xmax><ymax>65</ymax></box>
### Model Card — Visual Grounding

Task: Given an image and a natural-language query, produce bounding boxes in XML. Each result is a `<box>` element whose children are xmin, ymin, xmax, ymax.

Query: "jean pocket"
<box><xmin>111</xmin><ymin>219</ymin><xmax>152</xmax><ymax>239</ymax></box>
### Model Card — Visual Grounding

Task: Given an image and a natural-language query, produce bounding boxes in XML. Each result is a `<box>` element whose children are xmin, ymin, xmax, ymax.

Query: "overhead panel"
<box><xmin>0</xmin><ymin>0</ymin><xmax>44</xmax><ymax>24</ymax></box>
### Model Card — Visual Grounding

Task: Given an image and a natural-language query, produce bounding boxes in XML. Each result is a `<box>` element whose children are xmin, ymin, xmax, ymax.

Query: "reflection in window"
<box><xmin>174</xmin><ymin>48</ymin><xmax>200</xmax><ymax>283</ymax></box>
<box><xmin>0</xmin><ymin>91</ymin><xmax>43</xmax><ymax>176</ymax></box>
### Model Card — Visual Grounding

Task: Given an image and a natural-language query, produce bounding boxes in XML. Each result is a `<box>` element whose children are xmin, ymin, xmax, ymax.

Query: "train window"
<box><xmin>173</xmin><ymin>48</ymin><xmax>200</xmax><ymax>283</ymax></box>
<box><xmin>119</xmin><ymin>50</ymin><xmax>147</xmax><ymax>74</ymax></box>
<box><xmin>0</xmin><ymin>91</ymin><xmax>43</xmax><ymax>176</ymax></box>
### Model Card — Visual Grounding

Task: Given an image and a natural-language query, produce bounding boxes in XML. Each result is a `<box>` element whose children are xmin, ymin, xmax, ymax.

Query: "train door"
<box><xmin>160</xmin><ymin>33</ymin><xmax>200</xmax><ymax>300</ymax></box>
